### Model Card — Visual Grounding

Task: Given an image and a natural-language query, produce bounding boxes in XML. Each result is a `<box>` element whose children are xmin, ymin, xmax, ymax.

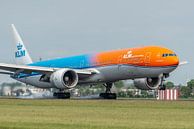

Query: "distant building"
<box><xmin>0</xmin><ymin>83</ymin><xmax>51</xmax><ymax>97</ymax></box>
<box><xmin>0</xmin><ymin>84</ymin><xmax>26</xmax><ymax>96</ymax></box>
<box><xmin>120</xmin><ymin>88</ymin><xmax>142</xmax><ymax>96</ymax></box>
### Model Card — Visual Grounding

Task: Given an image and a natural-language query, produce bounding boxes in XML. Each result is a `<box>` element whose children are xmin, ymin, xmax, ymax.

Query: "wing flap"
<box><xmin>0</xmin><ymin>71</ymin><xmax>13</xmax><ymax>75</ymax></box>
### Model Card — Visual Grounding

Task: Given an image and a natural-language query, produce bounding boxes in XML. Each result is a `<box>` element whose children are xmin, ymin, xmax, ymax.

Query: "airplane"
<box><xmin>0</xmin><ymin>24</ymin><xmax>182</xmax><ymax>99</ymax></box>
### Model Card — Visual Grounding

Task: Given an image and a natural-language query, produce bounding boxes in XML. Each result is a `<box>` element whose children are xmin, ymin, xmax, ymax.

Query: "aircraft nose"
<box><xmin>169</xmin><ymin>53</ymin><xmax>179</xmax><ymax>66</ymax></box>
<box><xmin>173</xmin><ymin>56</ymin><xmax>179</xmax><ymax>66</ymax></box>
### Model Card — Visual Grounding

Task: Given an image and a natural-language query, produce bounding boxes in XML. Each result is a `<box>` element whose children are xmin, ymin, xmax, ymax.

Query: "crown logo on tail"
<box><xmin>17</xmin><ymin>43</ymin><xmax>23</xmax><ymax>50</ymax></box>
<box><xmin>15</xmin><ymin>43</ymin><xmax>25</xmax><ymax>58</ymax></box>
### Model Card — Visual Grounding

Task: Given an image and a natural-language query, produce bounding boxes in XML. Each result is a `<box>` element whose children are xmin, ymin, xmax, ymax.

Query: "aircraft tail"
<box><xmin>11</xmin><ymin>24</ymin><xmax>33</xmax><ymax>65</ymax></box>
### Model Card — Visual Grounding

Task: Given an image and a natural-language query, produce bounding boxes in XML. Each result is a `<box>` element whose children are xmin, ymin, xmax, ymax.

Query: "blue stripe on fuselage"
<box><xmin>11</xmin><ymin>54</ymin><xmax>93</xmax><ymax>79</ymax></box>
<box><xmin>29</xmin><ymin>54</ymin><xmax>93</xmax><ymax>69</ymax></box>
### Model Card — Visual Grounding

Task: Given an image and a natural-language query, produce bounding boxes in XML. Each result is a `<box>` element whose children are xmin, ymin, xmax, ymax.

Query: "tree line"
<box><xmin>1</xmin><ymin>80</ymin><xmax>194</xmax><ymax>98</ymax></box>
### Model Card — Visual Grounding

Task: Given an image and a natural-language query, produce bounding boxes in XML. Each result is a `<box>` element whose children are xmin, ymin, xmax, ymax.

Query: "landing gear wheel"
<box><xmin>99</xmin><ymin>93</ymin><xmax>117</xmax><ymax>99</ymax></box>
<box><xmin>159</xmin><ymin>76</ymin><xmax>166</xmax><ymax>90</ymax></box>
<box><xmin>159</xmin><ymin>84</ymin><xmax>166</xmax><ymax>90</ymax></box>
<box><xmin>53</xmin><ymin>92</ymin><xmax>70</xmax><ymax>99</ymax></box>
<box><xmin>99</xmin><ymin>82</ymin><xmax>117</xmax><ymax>99</ymax></box>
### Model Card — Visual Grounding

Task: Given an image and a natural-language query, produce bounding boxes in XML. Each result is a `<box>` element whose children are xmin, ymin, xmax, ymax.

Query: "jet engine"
<box><xmin>133</xmin><ymin>77</ymin><xmax>162</xmax><ymax>90</ymax></box>
<box><xmin>50</xmin><ymin>69</ymin><xmax>78</xmax><ymax>89</ymax></box>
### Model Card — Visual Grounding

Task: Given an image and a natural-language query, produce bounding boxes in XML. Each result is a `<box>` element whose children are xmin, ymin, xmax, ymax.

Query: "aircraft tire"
<box><xmin>53</xmin><ymin>92</ymin><xmax>70</xmax><ymax>99</ymax></box>
<box><xmin>159</xmin><ymin>84</ymin><xmax>166</xmax><ymax>90</ymax></box>
<box><xmin>99</xmin><ymin>93</ymin><xmax>117</xmax><ymax>99</ymax></box>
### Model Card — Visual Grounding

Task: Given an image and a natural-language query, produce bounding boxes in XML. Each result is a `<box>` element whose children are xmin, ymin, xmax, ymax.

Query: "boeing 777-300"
<box><xmin>0</xmin><ymin>25</ymin><xmax>185</xmax><ymax>99</ymax></box>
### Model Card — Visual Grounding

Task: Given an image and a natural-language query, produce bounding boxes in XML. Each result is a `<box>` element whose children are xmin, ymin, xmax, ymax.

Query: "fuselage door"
<box><xmin>80</xmin><ymin>60</ymin><xmax>85</xmax><ymax>68</ymax></box>
<box><xmin>144</xmin><ymin>52</ymin><xmax>151</xmax><ymax>66</ymax></box>
<box><xmin>118</xmin><ymin>55</ymin><xmax>123</xmax><ymax>70</ymax></box>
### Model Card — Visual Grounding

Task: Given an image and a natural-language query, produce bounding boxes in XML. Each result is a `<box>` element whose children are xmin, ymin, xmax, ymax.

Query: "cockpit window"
<box><xmin>162</xmin><ymin>54</ymin><xmax>168</xmax><ymax>57</ymax></box>
<box><xmin>162</xmin><ymin>53</ymin><xmax>176</xmax><ymax>57</ymax></box>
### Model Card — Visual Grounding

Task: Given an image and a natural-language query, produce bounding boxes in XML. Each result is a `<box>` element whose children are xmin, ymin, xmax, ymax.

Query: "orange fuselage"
<box><xmin>94</xmin><ymin>46</ymin><xmax>179</xmax><ymax>67</ymax></box>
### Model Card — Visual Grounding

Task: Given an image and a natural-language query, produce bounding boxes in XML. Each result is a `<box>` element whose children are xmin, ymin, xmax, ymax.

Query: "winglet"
<box><xmin>11</xmin><ymin>24</ymin><xmax>33</xmax><ymax>65</ymax></box>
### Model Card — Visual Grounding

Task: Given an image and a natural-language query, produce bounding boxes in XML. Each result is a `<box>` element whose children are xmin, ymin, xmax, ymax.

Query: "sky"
<box><xmin>0</xmin><ymin>0</ymin><xmax>194</xmax><ymax>85</ymax></box>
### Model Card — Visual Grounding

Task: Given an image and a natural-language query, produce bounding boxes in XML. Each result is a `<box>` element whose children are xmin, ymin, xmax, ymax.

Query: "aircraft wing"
<box><xmin>0</xmin><ymin>63</ymin><xmax>98</xmax><ymax>75</ymax></box>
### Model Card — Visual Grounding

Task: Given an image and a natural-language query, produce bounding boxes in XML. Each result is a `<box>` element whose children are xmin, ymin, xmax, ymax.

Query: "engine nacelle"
<box><xmin>50</xmin><ymin>69</ymin><xmax>78</xmax><ymax>89</ymax></box>
<box><xmin>133</xmin><ymin>77</ymin><xmax>161</xmax><ymax>90</ymax></box>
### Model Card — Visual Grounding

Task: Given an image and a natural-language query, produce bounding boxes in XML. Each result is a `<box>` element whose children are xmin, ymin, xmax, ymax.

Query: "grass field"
<box><xmin>0</xmin><ymin>99</ymin><xmax>193</xmax><ymax>129</ymax></box>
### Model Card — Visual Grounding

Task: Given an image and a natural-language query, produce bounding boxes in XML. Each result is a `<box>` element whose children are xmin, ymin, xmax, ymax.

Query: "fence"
<box><xmin>157</xmin><ymin>89</ymin><xmax>179</xmax><ymax>100</ymax></box>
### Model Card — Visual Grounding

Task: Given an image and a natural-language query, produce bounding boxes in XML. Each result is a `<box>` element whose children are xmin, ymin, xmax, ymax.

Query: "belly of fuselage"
<box><xmin>13</xmin><ymin>64</ymin><xmax>176</xmax><ymax>88</ymax></box>
<box><xmin>75</xmin><ymin>64</ymin><xmax>177</xmax><ymax>84</ymax></box>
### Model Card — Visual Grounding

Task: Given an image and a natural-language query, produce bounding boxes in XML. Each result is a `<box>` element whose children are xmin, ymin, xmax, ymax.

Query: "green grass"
<box><xmin>0</xmin><ymin>99</ymin><xmax>193</xmax><ymax>129</ymax></box>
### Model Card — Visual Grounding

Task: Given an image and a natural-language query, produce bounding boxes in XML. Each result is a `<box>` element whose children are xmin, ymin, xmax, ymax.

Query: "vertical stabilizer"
<box><xmin>11</xmin><ymin>24</ymin><xmax>33</xmax><ymax>65</ymax></box>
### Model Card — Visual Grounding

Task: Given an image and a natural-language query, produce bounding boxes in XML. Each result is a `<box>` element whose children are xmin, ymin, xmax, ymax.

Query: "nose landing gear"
<box><xmin>159</xmin><ymin>76</ymin><xmax>166</xmax><ymax>90</ymax></box>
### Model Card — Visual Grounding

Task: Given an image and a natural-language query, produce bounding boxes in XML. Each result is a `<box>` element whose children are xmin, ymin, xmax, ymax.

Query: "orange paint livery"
<box><xmin>95</xmin><ymin>46</ymin><xmax>179</xmax><ymax>67</ymax></box>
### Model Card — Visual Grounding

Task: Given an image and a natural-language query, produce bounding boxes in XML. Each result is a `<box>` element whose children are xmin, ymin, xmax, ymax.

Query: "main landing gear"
<box><xmin>53</xmin><ymin>90</ymin><xmax>70</xmax><ymax>99</ymax></box>
<box><xmin>99</xmin><ymin>82</ymin><xmax>117</xmax><ymax>99</ymax></box>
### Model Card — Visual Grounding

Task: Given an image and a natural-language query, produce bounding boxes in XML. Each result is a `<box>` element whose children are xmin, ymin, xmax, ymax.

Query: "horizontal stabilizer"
<box><xmin>179</xmin><ymin>61</ymin><xmax>188</xmax><ymax>66</ymax></box>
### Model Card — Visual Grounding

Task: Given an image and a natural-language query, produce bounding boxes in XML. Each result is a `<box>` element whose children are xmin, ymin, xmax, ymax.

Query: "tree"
<box><xmin>126</xmin><ymin>91</ymin><xmax>133</xmax><ymax>98</ymax></box>
<box><xmin>118</xmin><ymin>91</ymin><xmax>127</xmax><ymax>98</ymax></box>
<box><xmin>187</xmin><ymin>79</ymin><xmax>194</xmax><ymax>90</ymax></box>
<box><xmin>187</xmin><ymin>79</ymin><xmax>194</xmax><ymax>96</ymax></box>
<box><xmin>180</xmin><ymin>86</ymin><xmax>192</xmax><ymax>98</ymax></box>
<box><xmin>165</xmin><ymin>81</ymin><xmax>174</xmax><ymax>89</ymax></box>
<box><xmin>141</xmin><ymin>90</ymin><xmax>148</xmax><ymax>98</ymax></box>
<box><xmin>114</xmin><ymin>81</ymin><xmax>124</xmax><ymax>89</ymax></box>
<box><xmin>128</xmin><ymin>83</ymin><xmax>136</xmax><ymax>89</ymax></box>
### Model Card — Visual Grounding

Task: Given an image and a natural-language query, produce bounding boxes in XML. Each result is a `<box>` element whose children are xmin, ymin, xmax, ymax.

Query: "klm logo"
<box><xmin>15</xmin><ymin>43</ymin><xmax>25</xmax><ymax>58</ymax></box>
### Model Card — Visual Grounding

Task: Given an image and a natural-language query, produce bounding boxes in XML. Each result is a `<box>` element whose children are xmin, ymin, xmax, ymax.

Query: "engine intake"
<box><xmin>50</xmin><ymin>69</ymin><xmax>78</xmax><ymax>89</ymax></box>
<box><xmin>134</xmin><ymin>77</ymin><xmax>161</xmax><ymax>90</ymax></box>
